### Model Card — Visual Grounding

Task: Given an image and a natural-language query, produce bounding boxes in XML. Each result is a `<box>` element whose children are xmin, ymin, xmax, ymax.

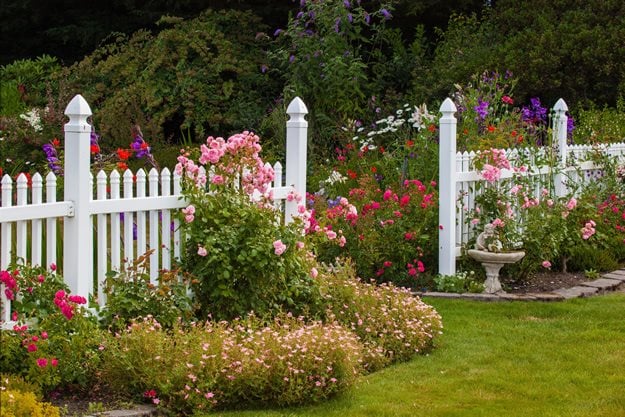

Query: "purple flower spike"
<box><xmin>273</xmin><ymin>28</ymin><xmax>282</xmax><ymax>37</ymax></box>
<box><xmin>364</xmin><ymin>12</ymin><xmax>370</xmax><ymax>25</ymax></box>
<box><xmin>347</xmin><ymin>13</ymin><xmax>353</xmax><ymax>23</ymax></box>
<box><xmin>334</xmin><ymin>17</ymin><xmax>341</xmax><ymax>33</ymax></box>
<box><xmin>474</xmin><ymin>100</ymin><xmax>489</xmax><ymax>120</ymax></box>
<box><xmin>380</xmin><ymin>8</ymin><xmax>392</xmax><ymax>20</ymax></box>
<box><xmin>343</xmin><ymin>0</ymin><xmax>351</xmax><ymax>8</ymax></box>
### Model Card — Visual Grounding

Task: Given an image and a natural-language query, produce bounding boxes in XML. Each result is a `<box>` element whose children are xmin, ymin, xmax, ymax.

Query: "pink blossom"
<box><xmin>547</xmin><ymin>199</ymin><xmax>554</xmax><ymax>207</ymax></box>
<box><xmin>205</xmin><ymin>392</ymin><xmax>215</xmax><ymax>399</ymax></box>
<box><xmin>36</xmin><ymin>358</ymin><xmax>48</xmax><ymax>368</ymax></box>
<box><xmin>211</xmin><ymin>175</ymin><xmax>224</xmax><ymax>185</ymax></box>
<box><xmin>407</xmin><ymin>268</ymin><xmax>417</xmax><ymax>276</ymax></box>
<box><xmin>50</xmin><ymin>263</ymin><xmax>57</xmax><ymax>271</ymax></box>
<box><xmin>542</xmin><ymin>260</ymin><xmax>552</xmax><ymax>268</ymax></box>
<box><xmin>404</xmin><ymin>232</ymin><xmax>414</xmax><ymax>240</ymax></box>
<box><xmin>273</xmin><ymin>240</ymin><xmax>287</xmax><ymax>256</ymax></box>
<box><xmin>197</xmin><ymin>246</ymin><xmax>208</xmax><ymax>257</ymax></box>
<box><xmin>470</xmin><ymin>218</ymin><xmax>480</xmax><ymax>225</ymax></box>
<box><xmin>417</xmin><ymin>261</ymin><xmax>425</xmax><ymax>273</ymax></box>
<box><xmin>491</xmin><ymin>218</ymin><xmax>505</xmax><ymax>228</ymax></box>
<box><xmin>338</xmin><ymin>236</ymin><xmax>347</xmax><ymax>247</ymax></box>
<box><xmin>41</xmin><ymin>332</ymin><xmax>48</xmax><ymax>340</ymax></box>
<box><xmin>566</xmin><ymin>198</ymin><xmax>577</xmax><ymax>210</ymax></box>
<box><xmin>310</xmin><ymin>267</ymin><xmax>318</xmax><ymax>279</ymax></box>
<box><xmin>480</xmin><ymin>164</ymin><xmax>501</xmax><ymax>182</ymax></box>
<box><xmin>68</xmin><ymin>295</ymin><xmax>87</xmax><ymax>305</ymax></box>
<box><xmin>325</xmin><ymin>230</ymin><xmax>337</xmax><ymax>240</ymax></box>
<box><xmin>27</xmin><ymin>343</ymin><xmax>37</xmax><ymax>352</ymax></box>
<box><xmin>185</xmin><ymin>214</ymin><xmax>194</xmax><ymax>223</ymax></box>
<box><xmin>383</xmin><ymin>189</ymin><xmax>393</xmax><ymax>201</ymax></box>
<box><xmin>51</xmin><ymin>358</ymin><xmax>58</xmax><ymax>367</ymax></box>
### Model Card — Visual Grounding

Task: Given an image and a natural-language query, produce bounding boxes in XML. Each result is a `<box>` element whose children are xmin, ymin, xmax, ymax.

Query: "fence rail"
<box><xmin>0</xmin><ymin>94</ymin><xmax>309</xmax><ymax>325</ymax></box>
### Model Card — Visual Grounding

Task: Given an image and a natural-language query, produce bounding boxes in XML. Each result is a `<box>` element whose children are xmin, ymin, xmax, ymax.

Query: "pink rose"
<box><xmin>197</xmin><ymin>246</ymin><xmax>208</xmax><ymax>257</ymax></box>
<box><xmin>273</xmin><ymin>240</ymin><xmax>287</xmax><ymax>256</ymax></box>
<box><xmin>542</xmin><ymin>260</ymin><xmax>552</xmax><ymax>269</ymax></box>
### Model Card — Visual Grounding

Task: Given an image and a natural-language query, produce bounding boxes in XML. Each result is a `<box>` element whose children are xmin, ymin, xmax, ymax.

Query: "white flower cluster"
<box><xmin>19</xmin><ymin>108</ymin><xmax>44</xmax><ymax>132</ymax></box>
<box><xmin>351</xmin><ymin>103</ymin><xmax>436</xmax><ymax>151</ymax></box>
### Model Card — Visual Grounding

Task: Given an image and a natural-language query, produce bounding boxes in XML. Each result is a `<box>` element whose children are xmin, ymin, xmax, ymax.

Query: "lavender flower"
<box><xmin>364</xmin><ymin>12</ymin><xmax>370</xmax><ymax>25</ymax></box>
<box><xmin>42</xmin><ymin>143</ymin><xmax>62</xmax><ymax>174</ymax></box>
<box><xmin>521</xmin><ymin>97</ymin><xmax>548</xmax><ymax>124</ymax></box>
<box><xmin>334</xmin><ymin>17</ymin><xmax>341</xmax><ymax>33</ymax></box>
<box><xmin>380</xmin><ymin>8</ymin><xmax>392</xmax><ymax>20</ymax></box>
<box><xmin>273</xmin><ymin>28</ymin><xmax>283</xmax><ymax>37</ymax></box>
<box><xmin>343</xmin><ymin>0</ymin><xmax>351</xmax><ymax>8</ymax></box>
<box><xmin>347</xmin><ymin>13</ymin><xmax>353</xmax><ymax>23</ymax></box>
<box><xmin>474</xmin><ymin>100</ymin><xmax>489</xmax><ymax>120</ymax></box>
<box><xmin>130</xmin><ymin>125</ymin><xmax>152</xmax><ymax>159</ymax></box>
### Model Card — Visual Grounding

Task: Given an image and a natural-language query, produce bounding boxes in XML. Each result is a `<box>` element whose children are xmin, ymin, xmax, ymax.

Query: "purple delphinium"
<box><xmin>474</xmin><ymin>99</ymin><xmax>489</xmax><ymax>121</ymax></box>
<box><xmin>343</xmin><ymin>0</ymin><xmax>351</xmax><ymax>8</ymax></box>
<box><xmin>567</xmin><ymin>115</ymin><xmax>575</xmax><ymax>139</ymax></box>
<box><xmin>334</xmin><ymin>17</ymin><xmax>341</xmax><ymax>33</ymax></box>
<box><xmin>42</xmin><ymin>143</ymin><xmax>62</xmax><ymax>174</ymax></box>
<box><xmin>380</xmin><ymin>8</ymin><xmax>392</xmax><ymax>20</ymax></box>
<box><xmin>521</xmin><ymin>97</ymin><xmax>548</xmax><ymax>125</ymax></box>
<box><xmin>130</xmin><ymin>126</ymin><xmax>152</xmax><ymax>159</ymax></box>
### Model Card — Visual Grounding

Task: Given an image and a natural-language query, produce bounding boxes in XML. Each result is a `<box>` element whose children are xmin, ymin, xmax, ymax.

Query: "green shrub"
<box><xmin>95</xmin><ymin>250</ymin><xmax>195</xmax><ymax>331</ymax></box>
<box><xmin>0</xmin><ymin>389</ymin><xmax>60</xmax><ymax>417</ymax></box>
<box><xmin>573</xmin><ymin>104</ymin><xmax>625</xmax><ymax>144</ymax></box>
<box><xmin>0</xmin><ymin>374</ymin><xmax>41</xmax><ymax>398</ymax></box>
<box><xmin>319</xmin><ymin>260</ymin><xmax>443</xmax><ymax>372</ymax></box>
<box><xmin>177</xmin><ymin>131</ymin><xmax>321</xmax><ymax>321</ymax></box>
<box><xmin>565</xmin><ymin>245</ymin><xmax>619</xmax><ymax>273</ymax></box>
<box><xmin>101</xmin><ymin>315</ymin><xmax>363</xmax><ymax>413</ymax></box>
<box><xmin>434</xmin><ymin>271</ymin><xmax>484</xmax><ymax>293</ymax></box>
<box><xmin>61</xmin><ymin>10</ymin><xmax>277</xmax><ymax>150</ymax></box>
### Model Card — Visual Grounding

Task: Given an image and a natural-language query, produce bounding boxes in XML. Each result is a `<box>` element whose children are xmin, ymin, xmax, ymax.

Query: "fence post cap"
<box><xmin>286</xmin><ymin>96</ymin><xmax>308</xmax><ymax>115</ymax></box>
<box><xmin>439</xmin><ymin>97</ymin><xmax>457</xmax><ymax>113</ymax></box>
<box><xmin>553</xmin><ymin>98</ymin><xmax>568</xmax><ymax>113</ymax></box>
<box><xmin>64</xmin><ymin>94</ymin><xmax>92</xmax><ymax>119</ymax></box>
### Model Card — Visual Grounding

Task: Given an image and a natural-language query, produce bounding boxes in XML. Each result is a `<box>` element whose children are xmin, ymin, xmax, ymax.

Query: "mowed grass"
<box><xmin>202</xmin><ymin>293</ymin><xmax>625</xmax><ymax>417</ymax></box>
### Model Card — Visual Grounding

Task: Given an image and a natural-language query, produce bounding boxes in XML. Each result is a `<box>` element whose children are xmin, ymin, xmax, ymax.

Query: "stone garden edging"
<box><xmin>415</xmin><ymin>269</ymin><xmax>625</xmax><ymax>301</ymax></box>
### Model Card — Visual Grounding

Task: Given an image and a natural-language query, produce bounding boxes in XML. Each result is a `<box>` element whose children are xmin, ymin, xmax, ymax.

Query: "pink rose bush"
<box><xmin>175</xmin><ymin>131</ymin><xmax>321</xmax><ymax>321</ymax></box>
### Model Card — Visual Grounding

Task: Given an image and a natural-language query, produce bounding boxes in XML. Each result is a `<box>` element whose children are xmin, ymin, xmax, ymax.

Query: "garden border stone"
<box><xmin>416</xmin><ymin>268</ymin><xmax>625</xmax><ymax>301</ymax></box>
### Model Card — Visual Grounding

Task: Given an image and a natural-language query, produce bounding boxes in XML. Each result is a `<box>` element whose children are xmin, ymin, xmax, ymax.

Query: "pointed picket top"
<box><xmin>148</xmin><ymin>168</ymin><xmax>159</xmax><ymax>180</ymax></box>
<box><xmin>2</xmin><ymin>174</ymin><xmax>12</xmax><ymax>186</ymax></box>
<box><xmin>45</xmin><ymin>171</ymin><xmax>56</xmax><ymax>182</ymax></box>
<box><xmin>96</xmin><ymin>170</ymin><xmax>107</xmax><ymax>182</ymax></box>
<box><xmin>439</xmin><ymin>97</ymin><xmax>457</xmax><ymax>114</ymax></box>
<box><xmin>110</xmin><ymin>169</ymin><xmax>120</xmax><ymax>181</ymax></box>
<box><xmin>136</xmin><ymin>169</ymin><xmax>146</xmax><ymax>182</ymax></box>
<box><xmin>553</xmin><ymin>98</ymin><xmax>568</xmax><ymax>114</ymax></box>
<box><xmin>16</xmin><ymin>173</ymin><xmax>28</xmax><ymax>188</ymax></box>
<box><xmin>32</xmin><ymin>172</ymin><xmax>43</xmax><ymax>187</ymax></box>
<box><xmin>287</xmin><ymin>96</ymin><xmax>308</xmax><ymax>117</ymax></box>
<box><xmin>64</xmin><ymin>95</ymin><xmax>92</xmax><ymax>131</ymax></box>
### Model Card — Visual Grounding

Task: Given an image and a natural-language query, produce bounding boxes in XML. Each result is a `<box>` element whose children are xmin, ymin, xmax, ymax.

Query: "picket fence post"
<box><xmin>553</xmin><ymin>98</ymin><xmax>569</xmax><ymax>198</ymax></box>
<box><xmin>284</xmin><ymin>97</ymin><xmax>308</xmax><ymax>223</ymax></box>
<box><xmin>438</xmin><ymin>98</ymin><xmax>458</xmax><ymax>276</ymax></box>
<box><xmin>63</xmin><ymin>95</ymin><xmax>93</xmax><ymax>300</ymax></box>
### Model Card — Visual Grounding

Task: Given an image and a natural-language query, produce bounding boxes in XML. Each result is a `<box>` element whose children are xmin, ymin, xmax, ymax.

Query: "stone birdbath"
<box><xmin>468</xmin><ymin>224</ymin><xmax>525</xmax><ymax>294</ymax></box>
<box><xmin>467</xmin><ymin>249</ymin><xmax>525</xmax><ymax>293</ymax></box>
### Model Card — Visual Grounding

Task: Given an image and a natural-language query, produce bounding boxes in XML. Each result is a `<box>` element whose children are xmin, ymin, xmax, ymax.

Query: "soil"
<box><xmin>503</xmin><ymin>270</ymin><xmax>590</xmax><ymax>294</ymax></box>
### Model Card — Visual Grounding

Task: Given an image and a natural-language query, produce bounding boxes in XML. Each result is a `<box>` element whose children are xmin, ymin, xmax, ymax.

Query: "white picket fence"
<box><xmin>0</xmin><ymin>94</ymin><xmax>309</xmax><ymax>325</ymax></box>
<box><xmin>438</xmin><ymin>98</ymin><xmax>625</xmax><ymax>276</ymax></box>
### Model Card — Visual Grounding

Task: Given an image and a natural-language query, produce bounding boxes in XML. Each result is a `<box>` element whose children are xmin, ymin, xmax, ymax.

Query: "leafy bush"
<box><xmin>101</xmin><ymin>315</ymin><xmax>363</xmax><ymax>413</ymax></box>
<box><xmin>95</xmin><ymin>251</ymin><xmax>194</xmax><ymax>331</ymax></box>
<box><xmin>60</xmin><ymin>10</ymin><xmax>277</xmax><ymax>151</ymax></box>
<box><xmin>0</xmin><ymin>55</ymin><xmax>61</xmax><ymax>113</ymax></box>
<box><xmin>176</xmin><ymin>131</ymin><xmax>321</xmax><ymax>321</ymax></box>
<box><xmin>0</xmin><ymin>389</ymin><xmax>60</xmax><ymax>417</ymax></box>
<box><xmin>0</xmin><ymin>373</ymin><xmax>42</xmax><ymax>398</ymax></box>
<box><xmin>434</xmin><ymin>271</ymin><xmax>484</xmax><ymax>293</ymax></box>
<box><xmin>319</xmin><ymin>261</ymin><xmax>443</xmax><ymax>372</ymax></box>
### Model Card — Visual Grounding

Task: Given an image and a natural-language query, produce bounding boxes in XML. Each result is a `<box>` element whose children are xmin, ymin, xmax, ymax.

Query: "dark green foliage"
<box><xmin>60</xmin><ymin>10</ymin><xmax>279</xmax><ymax>150</ymax></box>
<box><xmin>94</xmin><ymin>251</ymin><xmax>195</xmax><ymax>331</ymax></box>
<box><xmin>565</xmin><ymin>245</ymin><xmax>619</xmax><ymax>273</ymax></box>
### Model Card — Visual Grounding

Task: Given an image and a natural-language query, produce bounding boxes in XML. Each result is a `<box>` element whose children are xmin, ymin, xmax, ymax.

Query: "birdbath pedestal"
<box><xmin>467</xmin><ymin>249</ymin><xmax>526</xmax><ymax>294</ymax></box>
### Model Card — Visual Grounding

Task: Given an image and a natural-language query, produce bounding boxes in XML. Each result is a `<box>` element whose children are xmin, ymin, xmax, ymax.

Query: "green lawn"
<box><xmin>202</xmin><ymin>294</ymin><xmax>625</xmax><ymax>417</ymax></box>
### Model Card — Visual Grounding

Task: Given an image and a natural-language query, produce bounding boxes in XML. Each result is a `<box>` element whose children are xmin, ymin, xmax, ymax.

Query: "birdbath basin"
<box><xmin>467</xmin><ymin>249</ymin><xmax>525</xmax><ymax>294</ymax></box>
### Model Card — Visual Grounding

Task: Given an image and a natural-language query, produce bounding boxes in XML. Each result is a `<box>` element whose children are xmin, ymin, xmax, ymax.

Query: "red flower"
<box><xmin>371</xmin><ymin>166</ymin><xmax>377</xmax><ymax>173</ymax></box>
<box><xmin>116</xmin><ymin>148</ymin><xmax>132</xmax><ymax>160</ymax></box>
<box><xmin>502</xmin><ymin>95</ymin><xmax>514</xmax><ymax>105</ymax></box>
<box><xmin>347</xmin><ymin>169</ymin><xmax>357</xmax><ymax>179</ymax></box>
<box><xmin>117</xmin><ymin>162</ymin><xmax>128</xmax><ymax>171</ymax></box>
<box><xmin>51</xmin><ymin>138</ymin><xmax>61</xmax><ymax>147</ymax></box>
<box><xmin>428</xmin><ymin>124</ymin><xmax>437</xmax><ymax>133</ymax></box>
<box><xmin>487</xmin><ymin>125</ymin><xmax>496</xmax><ymax>133</ymax></box>
<box><xmin>406</xmin><ymin>140</ymin><xmax>414</xmax><ymax>147</ymax></box>
<box><xmin>90</xmin><ymin>144</ymin><xmax>100</xmax><ymax>154</ymax></box>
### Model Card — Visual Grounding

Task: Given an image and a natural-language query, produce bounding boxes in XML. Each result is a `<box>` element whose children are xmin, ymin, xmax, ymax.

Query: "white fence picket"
<box><xmin>31</xmin><ymin>174</ymin><xmax>43</xmax><ymax>266</ymax></box>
